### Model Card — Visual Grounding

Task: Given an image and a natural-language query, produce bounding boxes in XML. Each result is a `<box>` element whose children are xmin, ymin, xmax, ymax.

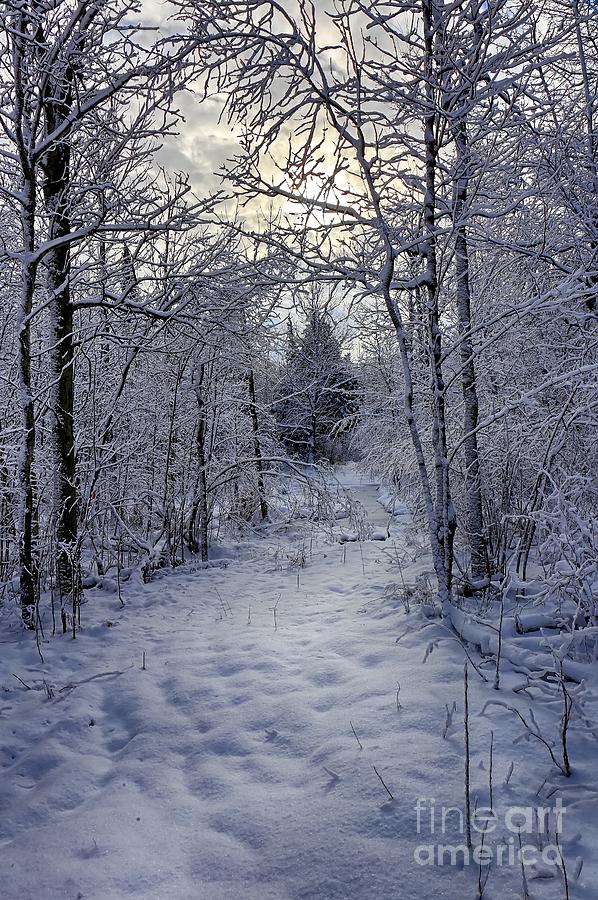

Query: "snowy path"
<box><xmin>0</xmin><ymin>479</ymin><xmax>591</xmax><ymax>899</ymax></box>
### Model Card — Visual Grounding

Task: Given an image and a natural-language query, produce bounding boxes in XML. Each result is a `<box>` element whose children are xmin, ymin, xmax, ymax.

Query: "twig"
<box><xmin>555</xmin><ymin>829</ymin><xmax>570</xmax><ymax>900</ymax></box>
<box><xmin>372</xmin><ymin>764</ymin><xmax>394</xmax><ymax>801</ymax></box>
<box><xmin>518</xmin><ymin>833</ymin><xmax>530</xmax><ymax>899</ymax></box>
<box><xmin>464</xmin><ymin>662</ymin><xmax>472</xmax><ymax>848</ymax></box>
<box><xmin>476</xmin><ymin>826</ymin><xmax>491</xmax><ymax>898</ymax></box>
<box><xmin>443</xmin><ymin>700</ymin><xmax>457</xmax><ymax>739</ymax></box>
<box><xmin>489</xmin><ymin>730</ymin><xmax>494</xmax><ymax>812</ymax></box>
<box><xmin>271</xmin><ymin>594</ymin><xmax>281</xmax><ymax>631</ymax></box>
<box><xmin>494</xmin><ymin>587</ymin><xmax>505</xmax><ymax>690</ymax></box>
<box><xmin>350</xmin><ymin>720</ymin><xmax>363</xmax><ymax>750</ymax></box>
<box><xmin>481</xmin><ymin>698</ymin><xmax>570</xmax><ymax>777</ymax></box>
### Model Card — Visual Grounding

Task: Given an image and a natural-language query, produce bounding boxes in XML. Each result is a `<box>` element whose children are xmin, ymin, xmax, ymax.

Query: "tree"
<box><xmin>181</xmin><ymin>0</ymin><xmax>597</xmax><ymax>606</ymax></box>
<box><xmin>0</xmin><ymin>0</ymin><xmax>195</xmax><ymax>626</ymax></box>
<box><xmin>276</xmin><ymin>305</ymin><xmax>358</xmax><ymax>464</ymax></box>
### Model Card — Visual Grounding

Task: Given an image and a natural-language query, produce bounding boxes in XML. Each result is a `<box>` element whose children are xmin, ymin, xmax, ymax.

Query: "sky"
<box><xmin>140</xmin><ymin>0</ymin><xmax>241</xmax><ymax>200</ymax></box>
<box><xmin>156</xmin><ymin>91</ymin><xmax>237</xmax><ymax>199</ymax></box>
<box><xmin>140</xmin><ymin>0</ymin><xmax>339</xmax><ymax>206</ymax></box>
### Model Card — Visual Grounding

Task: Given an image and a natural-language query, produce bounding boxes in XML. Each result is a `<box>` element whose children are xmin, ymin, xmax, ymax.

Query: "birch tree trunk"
<box><xmin>422</xmin><ymin>0</ymin><xmax>456</xmax><ymax>603</ymax></box>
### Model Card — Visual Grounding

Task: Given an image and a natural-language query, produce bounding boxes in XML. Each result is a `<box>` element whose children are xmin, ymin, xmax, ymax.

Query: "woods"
<box><xmin>0</xmin><ymin>0</ymin><xmax>596</xmax><ymax>632</ymax></box>
<box><xmin>1</xmin><ymin>0</ymin><xmax>598</xmax><ymax>634</ymax></box>
<box><xmin>0</xmin><ymin>3</ymin><xmax>597</xmax><ymax>899</ymax></box>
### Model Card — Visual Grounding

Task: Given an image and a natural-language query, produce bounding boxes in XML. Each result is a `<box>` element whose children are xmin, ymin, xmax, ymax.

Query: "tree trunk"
<box><xmin>17</xmin><ymin>182</ymin><xmax>38</xmax><ymax>628</ymax></box>
<box><xmin>453</xmin><ymin>118</ymin><xmax>489</xmax><ymax>579</ymax></box>
<box><xmin>246</xmin><ymin>367</ymin><xmax>268</xmax><ymax>520</ymax></box>
<box><xmin>42</xmin><ymin>83</ymin><xmax>80</xmax><ymax>617</ymax></box>
<box><xmin>422</xmin><ymin>0</ymin><xmax>456</xmax><ymax>603</ymax></box>
<box><xmin>572</xmin><ymin>0</ymin><xmax>598</xmax><ymax>312</ymax></box>
<box><xmin>13</xmin><ymin>9</ymin><xmax>39</xmax><ymax>628</ymax></box>
<box><xmin>190</xmin><ymin>363</ymin><xmax>209</xmax><ymax>561</ymax></box>
<box><xmin>306</xmin><ymin>411</ymin><xmax>316</xmax><ymax>465</ymax></box>
<box><xmin>347</xmin><ymin>6</ymin><xmax>453</xmax><ymax>608</ymax></box>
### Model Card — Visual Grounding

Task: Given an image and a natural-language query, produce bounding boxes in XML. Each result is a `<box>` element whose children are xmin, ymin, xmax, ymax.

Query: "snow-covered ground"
<box><xmin>0</xmin><ymin>470</ymin><xmax>596</xmax><ymax>899</ymax></box>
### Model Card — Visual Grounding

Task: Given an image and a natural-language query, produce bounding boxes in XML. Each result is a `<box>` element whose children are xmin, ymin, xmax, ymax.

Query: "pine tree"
<box><xmin>276</xmin><ymin>308</ymin><xmax>358</xmax><ymax>463</ymax></box>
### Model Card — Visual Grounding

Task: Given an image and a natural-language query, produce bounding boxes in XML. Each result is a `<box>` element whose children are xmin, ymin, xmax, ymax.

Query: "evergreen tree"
<box><xmin>276</xmin><ymin>308</ymin><xmax>359</xmax><ymax>463</ymax></box>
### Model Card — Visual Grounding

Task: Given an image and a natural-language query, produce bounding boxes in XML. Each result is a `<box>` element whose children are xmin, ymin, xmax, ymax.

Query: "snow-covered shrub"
<box><xmin>534</xmin><ymin>475</ymin><xmax>598</xmax><ymax>621</ymax></box>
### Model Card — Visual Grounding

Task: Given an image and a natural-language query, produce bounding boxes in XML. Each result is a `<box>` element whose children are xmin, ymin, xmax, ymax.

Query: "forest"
<box><xmin>0</xmin><ymin>1</ymin><xmax>596</xmax><ymax>899</ymax></box>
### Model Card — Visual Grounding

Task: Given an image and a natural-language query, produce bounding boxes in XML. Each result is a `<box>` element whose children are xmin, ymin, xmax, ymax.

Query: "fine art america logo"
<box><xmin>413</xmin><ymin>797</ymin><xmax>567</xmax><ymax>868</ymax></box>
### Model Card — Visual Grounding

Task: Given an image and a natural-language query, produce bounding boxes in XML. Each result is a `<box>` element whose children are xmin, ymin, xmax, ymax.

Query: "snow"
<box><xmin>0</xmin><ymin>472</ymin><xmax>596</xmax><ymax>899</ymax></box>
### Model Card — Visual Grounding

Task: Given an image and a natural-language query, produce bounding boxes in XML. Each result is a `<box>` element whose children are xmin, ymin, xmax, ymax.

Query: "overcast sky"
<box><xmin>140</xmin><ymin>0</ymin><xmax>341</xmax><ymax>206</ymax></box>
<box><xmin>139</xmin><ymin>0</ymin><xmax>243</xmax><ymax>202</ymax></box>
